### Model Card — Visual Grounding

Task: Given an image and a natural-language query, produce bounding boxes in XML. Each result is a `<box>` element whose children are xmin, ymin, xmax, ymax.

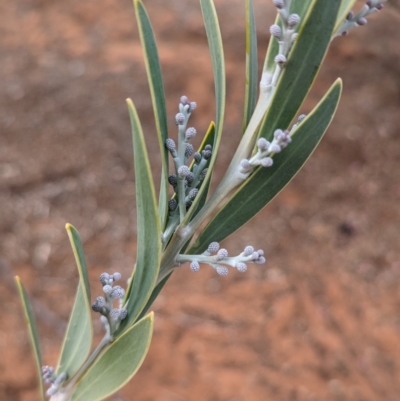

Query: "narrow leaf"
<box><xmin>117</xmin><ymin>100</ymin><xmax>161</xmax><ymax>334</ymax></box>
<box><xmin>57</xmin><ymin>225</ymin><xmax>93</xmax><ymax>377</ymax></box>
<box><xmin>189</xmin><ymin>79</ymin><xmax>342</xmax><ymax>253</ymax></box>
<box><xmin>134</xmin><ymin>0</ymin><xmax>169</xmax><ymax>230</ymax></box>
<box><xmin>242</xmin><ymin>0</ymin><xmax>258</xmax><ymax>132</ymax></box>
<box><xmin>181</xmin><ymin>0</ymin><xmax>226</xmax><ymax>227</ymax></box>
<box><xmin>15</xmin><ymin>277</ymin><xmax>45</xmax><ymax>401</ymax></box>
<box><xmin>71</xmin><ymin>313</ymin><xmax>154</xmax><ymax>401</ymax></box>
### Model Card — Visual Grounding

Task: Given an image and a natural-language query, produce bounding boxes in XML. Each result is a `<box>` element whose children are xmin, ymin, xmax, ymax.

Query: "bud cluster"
<box><xmin>177</xmin><ymin>242</ymin><xmax>266</xmax><ymax>276</ymax></box>
<box><xmin>42</xmin><ymin>366</ymin><xmax>68</xmax><ymax>397</ymax></box>
<box><xmin>269</xmin><ymin>0</ymin><xmax>301</xmax><ymax>71</ymax></box>
<box><xmin>335</xmin><ymin>0</ymin><xmax>385</xmax><ymax>37</ymax></box>
<box><xmin>164</xmin><ymin>96</ymin><xmax>211</xmax><ymax>227</ymax></box>
<box><xmin>239</xmin><ymin>128</ymin><xmax>291</xmax><ymax>174</ymax></box>
<box><xmin>91</xmin><ymin>271</ymin><xmax>128</xmax><ymax>335</ymax></box>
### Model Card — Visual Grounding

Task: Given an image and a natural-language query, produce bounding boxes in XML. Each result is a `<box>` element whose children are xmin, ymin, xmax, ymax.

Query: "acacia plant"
<box><xmin>15</xmin><ymin>0</ymin><xmax>386</xmax><ymax>400</ymax></box>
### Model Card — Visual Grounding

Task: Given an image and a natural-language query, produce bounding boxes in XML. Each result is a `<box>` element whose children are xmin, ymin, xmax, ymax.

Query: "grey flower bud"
<box><xmin>268</xmin><ymin>143</ymin><xmax>281</xmax><ymax>153</ymax></box>
<box><xmin>110</xmin><ymin>308</ymin><xmax>121</xmax><ymax>320</ymax></box>
<box><xmin>257</xmin><ymin>138</ymin><xmax>270</xmax><ymax>151</ymax></box>
<box><xmin>103</xmin><ymin>285</ymin><xmax>113</xmax><ymax>295</ymax></box>
<box><xmin>99</xmin><ymin>272</ymin><xmax>110</xmax><ymax>285</ymax></box>
<box><xmin>189</xmin><ymin>101</ymin><xmax>197</xmax><ymax>112</ymax></box>
<box><xmin>185</xmin><ymin>127</ymin><xmax>197</xmax><ymax>140</ymax></box>
<box><xmin>215</xmin><ymin>265</ymin><xmax>229</xmax><ymax>276</ymax></box>
<box><xmin>346</xmin><ymin>11</ymin><xmax>354</xmax><ymax>20</ymax></box>
<box><xmin>178</xmin><ymin>165</ymin><xmax>191</xmax><ymax>178</ymax></box>
<box><xmin>199</xmin><ymin>168</ymin><xmax>208</xmax><ymax>180</ymax></box>
<box><xmin>270</xmin><ymin>24</ymin><xmax>282</xmax><ymax>39</ymax></box>
<box><xmin>240</xmin><ymin>159</ymin><xmax>251</xmax><ymax>169</ymax></box>
<box><xmin>194</xmin><ymin>152</ymin><xmax>202</xmax><ymax>163</ymax></box>
<box><xmin>175</xmin><ymin>113</ymin><xmax>185</xmax><ymax>125</ymax></box>
<box><xmin>202</xmin><ymin>149</ymin><xmax>212</xmax><ymax>160</ymax></box>
<box><xmin>357</xmin><ymin>17</ymin><xmax>368</xmax><ymax>26</ymax></box>
<box><xmin>112</xmin><ymin>272</ymin><xmax>121</xmax><ymax>282</ymax></box>
<box><xmin>185</xmin><ymin>143</ymin><xmax>194</xmax><ymax>158</ymax></box>
<box><xmin>236</xmin><ymin>262</ymin><xmax>248</xmax><ymax>273</ymax></box>
<box><xmin>256</xmin><ymin>256</ymin><xmax>266</xmax><ymax>264</ymax></box>
<box><xmin>261</xmin><ymin>157</ymin><xmax>273</xmax><ymax>168</ymax></box>
<box><xmin>111</xmin><ymin>286</ymin><xmax>125</xmax><ymax>300</ymax></box>
<box><xmin>288</xmin><ymin>13</ymin><xmax>300</xmax><ymax>28</ymax></box>
<box><xmin>273</xmin><ymin>0</ymin><xmax>284</xmax><ymax>9</ymax></box>
<box><xmin>243</xmin><ymin>246</ymin><xmax>254</xmax><ymax>256</ymax></box>
<box><xmin>190</xmin><ymin>261</ymin><xmax>200</xmax><ymax>272</ymax></box>
<box><xmin>188</xmin><ymin>188</ymin><xmax>199</xmax><ymax>200</ymax></box>
<box><xmin>207</xmin><ymin>242</ymin><xmax>220</xmax><ymax>254</ymax></box>
<box><xmin>186</xmin><ymin>172</ymin><xmax>194</xmax><ymax>184</ymax></box>
<box><xmin>274</xmin><ymin>54</ymin><xmax>287</xmax><ymax>67</ymax></box>
<box><xmin>165</xmin><ymin>138</ymin><xmax>176</xmax><ymax>152</ymax></box>
<box><xmin>168</xmin><ymin>174</ymin><xmax>178</xmax><ymax>186</ymax></box>
<box><xmin>180</xmin><ymin>95</ymin><xmax>188</xmax><ymax>105</ymax></box>
<box><xmin>215</xmin><ymin>248</ymin><xmax>228</xmax><ymax>260</ymax></box>
<box><xmin>168</xmin><ymin>198</ymin><xmax>178</xmax><ymax>211</ymax></box>
<box><xmin>119</xmin><ymin>308</ymin><xmax>128</xmax><ymax>320</ymax></box>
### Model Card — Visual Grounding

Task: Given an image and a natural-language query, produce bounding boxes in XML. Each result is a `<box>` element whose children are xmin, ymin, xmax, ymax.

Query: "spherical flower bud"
<box><xmin>257</xmin><ymin>249</ymin><xmax>264</xmax><ymax>256</ymax></box>
<box><xmin>236</xmin><ymin>262</ymin><xmax>248</xmax><ymax>273</ymax></box>
<box><xmin>243</xmin><ymin>246</ymin><xmax>254</xmax><ymax>256</ymax></box>
<box><xmin>168</xmin><ymin>198</ymin><xmax>178</xmax><ymax>211</ymax></box>
<box><xmin>180</xmin><ymin>95</ymin><xmax>188</xmax><ymax>105</ymax></box>
<box><xmin>341</xmin><ymin>31</ymin><xmax>349</xmax><ymax>37</ymax></box>
<box><xmin>91</xmin><ymin>302</ymin><xmax>102</xmax><ymax>313</ymax></box>
<box><xmin>346</xmin><ymin>11</ymin><xmax>354</xmax><ymax>20</ymax></box>
<box><xmin>273</xmin><ymin>0</ymin><xmax>284</xmax><ymax>9</ymax></box>
<box><xmin>186</xmin><ymin>172</ymin><xmax>194</xmax><ymax>184</ymax></box>
<box><xmin>357</xmin><ymin>17</ymin><xmax>368</xmax><ymax>26</ymax></box>
<box><xmin>103</xmin><ymin>285</ymin><xmax>113</xmax><ymax>295</ymax></box>
<box><xmin>185</xmin><ymin>143</ymin><xmax>194</xmax><ymax>158</ymax></box>
<box><xmin>178</xmin><ymin>165</ymin><xmax>191</xmax><ymax>178</ymax></box>
<box><xmin>119</xmin><ymin>308</ymin><xmax>128</xmax><ymax>320</ymax></box>
<box><xmin>189</xmin><ymin>101</ymin><xmax>197</xmax><ymax>112</ymax></box>
<box><xmin>256</xmin><ymin>256</ymin><xmax>266</xmax><ymax>264</ymax></box>
<box><xmin>112</xmin><ymin>272</ymin><xmax>121</xmax><ymax>282</ymax></box>
<box><xmin>99</xmin><ymin>272</ymin><xmax>110</xmax><ymax>285</ymax></box>
<box><xmin>251</xmin><ymin>251</ymin><xmax>260</xmax><ymax>261</ymax></box>
<box><xmin>165</xmin><ymin>138</ymin><xmax>176</xmax><ymax>152</ymax></box>
<box><xmin>269</xmin><ymin>24</ymin><xmax>282</xmax><ymax>39</ymax></box>
<box><xmin>175</xmin><ymin>113</ymin><xmax>185</xmax><ymax>125</ymax></box>
<box><xmin>376</xmin><ymin>3</ymin><xmax>384</xmax><ymax>10</ymax></box>
<box><xmin>274</xmin><ymin>54</ymin><xmax>287</xmax><ymax>67</ymax></box>
<box><xmin>268</xmin><ymin>143</ymin><xmax>281</xmax><ymax>153</ymax></box>
<box><xmin>185</xmin><ymin>127</ymin><xmax>197</xmax><ymax>140</ymax></box>
<box><xmin>188</xmin><ymin>188</ymin><xmax>199</xmax><ymax>200</ymax></box>
<box><xmin>207</xmin><ymin>241</ymin><xmax>220</xmax><ymax>254</ymax></box>
<box><xmin>216</xmin><ymin>265</ymin><xmax>229</xmax><ymax>276</ymax></box>
<box><xmin>199</xmin><ymin>168</ymin><xmax>208</xmax><ymax>180</ymax></box>
<box><xmin>95</xmin><ymin>296</ymin><xmax>106</xmax><ymax>307</ymax></box>
<box><xmin>288</xmin><ymin>13</ymin><xmax>300</xmax><ymax>28</ymax></box>
<box><xmin>111</xmin><ymin>286</ymin><xmax>125</xmax><ymax>300</ymax></box>
<box><xmin>190</xmin><ymin>261</ymin><xmax>200</xmax><ymax>272</ymax></box>
<box><xmin>110</xmin><ymin>308</ymin><xmax>121</xmax><ymax>320</ymax></box>
<box><xmin>261</xmin><ymin>157</ymin><xmax>273</xmax><ymax>168</ymax></box>
<box><xmin>204</xmin><ymin>144</ymin><xmax>212</xmax><ymax>151</ymax></box>
<box><xmin>215</xmin><ymin>248</ymin><xmax>228</xmax><ymax>260</ymax></box>
<box><xmin>168</xmin><ymin>174</ymin><xmax>178</xmax><ymax>186</ymax></box>
<box><xmin>194</xmin><ymin>152</ymin><xmax>202</xmax><ymax>163</ymax></box>
<box><xmin>202</xmin><ymin>149</ymin><xmax>212</xmax><ymax>160</ymax></box>
<box><xmin>257</xmin><ymin>138</ymin><xmax>270</xmax><ymax>151</ymax></box>
<box><xmin>240</xmin><ymin>159</ymin><xmax>251</xmax><ymax>169</ymax></box>
<box><xmin>297</xmin><ymin>114</ymin><xmax>306</xmax><ymax>123</ymax></box>
<box><xmin>274</xmin><ymin>129</ymin><xmax>285</xmax><ymax>141</ymax></box>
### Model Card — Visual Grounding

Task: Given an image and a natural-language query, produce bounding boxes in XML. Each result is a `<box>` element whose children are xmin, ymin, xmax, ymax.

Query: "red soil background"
<box><xmin>1</xmin><ymin>0</ymin><xmax>400</xmax><ymax>400</ymax></box>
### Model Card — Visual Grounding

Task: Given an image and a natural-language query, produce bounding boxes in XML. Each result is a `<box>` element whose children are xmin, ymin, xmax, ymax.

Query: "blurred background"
<box><xmin>1</xmin><ymin>0</ymin><xmax>400</xmax><ymax>400</ymax></box>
